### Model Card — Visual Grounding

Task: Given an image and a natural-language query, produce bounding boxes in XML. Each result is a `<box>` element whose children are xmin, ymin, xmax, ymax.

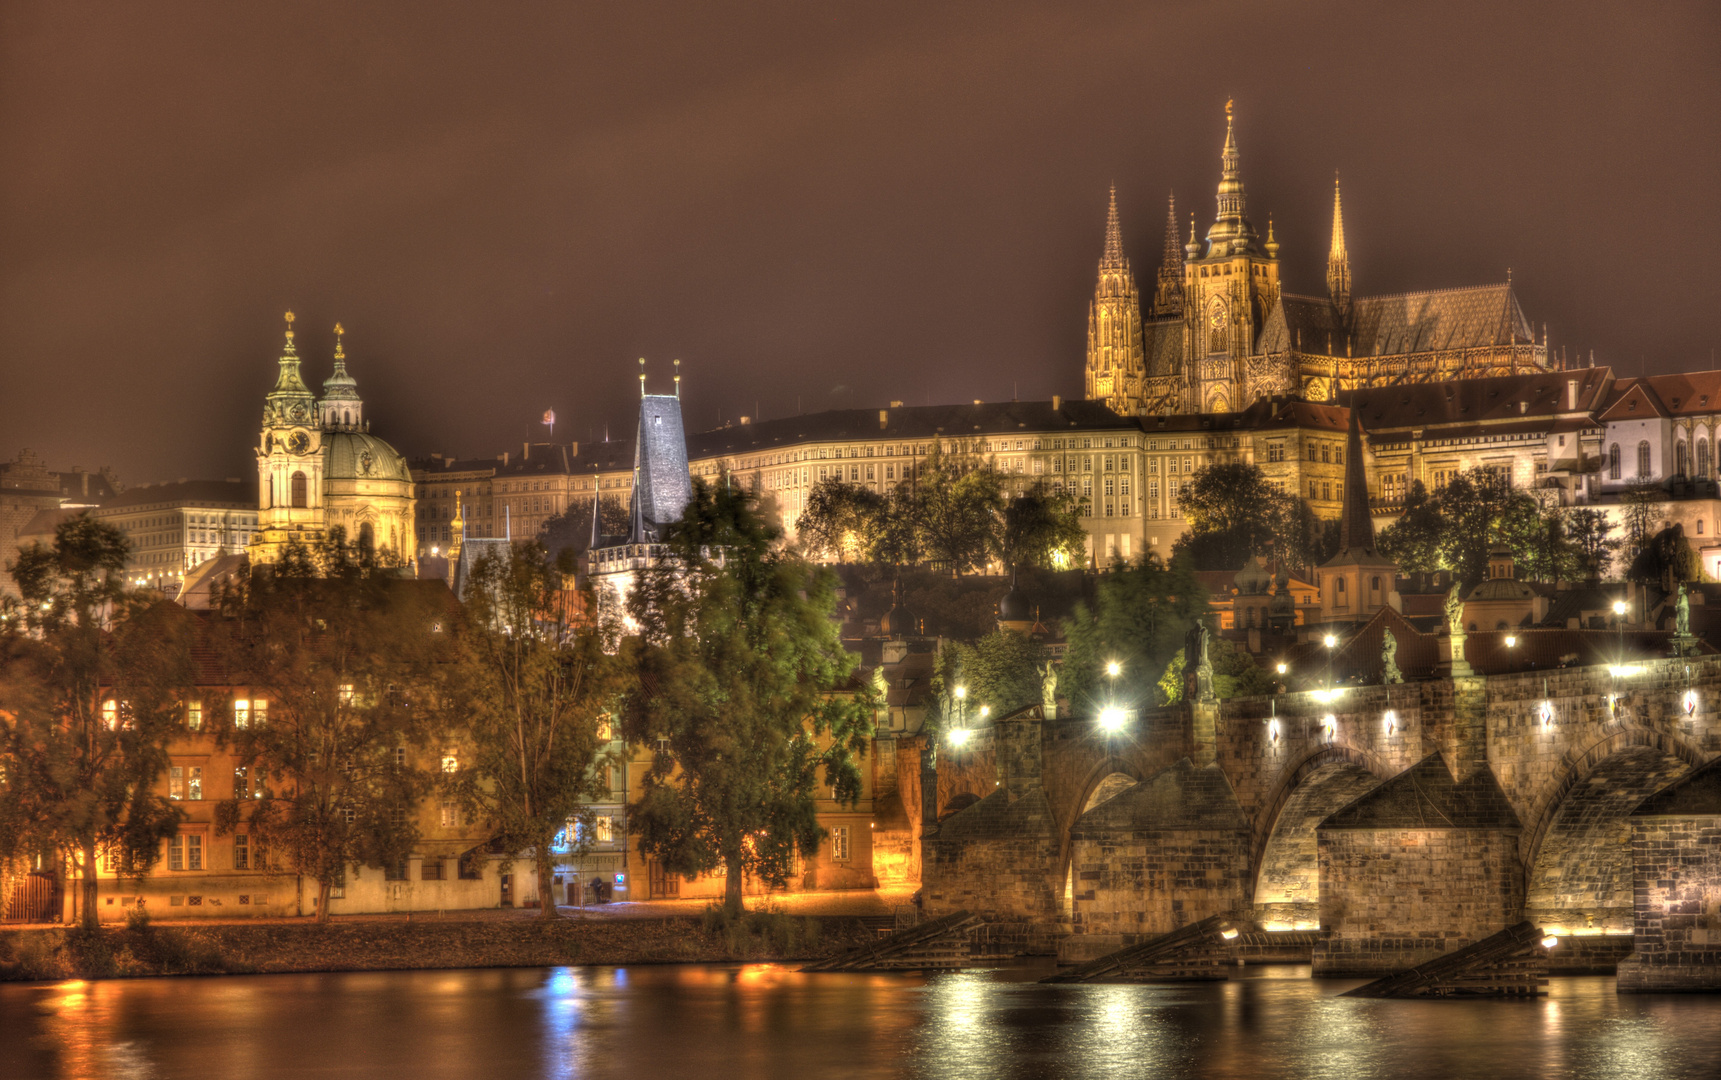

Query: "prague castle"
<box><xmin>1087</xmin><ymin>102</ymin><xmax>1551</xmax><ymax>416</ymax></box>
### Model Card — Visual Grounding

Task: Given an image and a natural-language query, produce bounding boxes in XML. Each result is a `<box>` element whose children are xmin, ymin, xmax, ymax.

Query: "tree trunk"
<box><xmin>316</xmin><ymin>878</ymin><xmax>332</xmax><ymax>923</ymax></box>
<box><xmin>537</xmin><ymin>845</ymin><xmax>558</xmax><ymax>919</ymax></box>
<box><xmin>723</xmin><ymin>851</ymin><xmax>745</xmax><ymax>919</ymax></box>
<box><xmin>80</xmin><ymin>838</ymin><xmax>99</xmax><ymax>931</ymax></box>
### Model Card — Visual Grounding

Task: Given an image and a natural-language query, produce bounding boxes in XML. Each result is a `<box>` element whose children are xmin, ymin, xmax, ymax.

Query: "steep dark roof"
<box><xmin>1322</xmin><ymin>752</ymin><xmax>1520</xmax><ymax>830</ymax></box>
<box><xmin>630</xmin><ymin>395</ymin><xmax>693</xmax><ymax>544</ymax></box>
<box><xmin>1348</xmin><ymin>284</ymin><xmax>1534</xmax><ymax>354</ymax></box>
<box><xmin>97</xmin><ymin>479</ymin><xmax>255</xmax><ymax>510</ymax></box>
<box><xmin>1606</xmin><ymin>371</ymin><xmax>1721</xmax><ymax>417</ymax></box>
<box><xmin>685</xmin><ymin>399</ymin><xmax>1135</xmax><ymax>458</ymax></box>
<box><xmin>1340</xmin><ymin>368</ymin><xmax>1612</xmax><ymax>432</ymax></box>
<box><xmin>1142</xmin><ymin>318</ymin><xmax>1185</xmax><ymax>378</ymax></box>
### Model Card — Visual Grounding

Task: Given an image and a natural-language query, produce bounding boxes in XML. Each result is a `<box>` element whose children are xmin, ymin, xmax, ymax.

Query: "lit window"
<box><xmin>187</xmin><ymin>702</ymin><xmax>203</xmax><ymax>731</ymax></box>
<box><xmin>234</xmin><ymin>834</ymin><xmax>250</xmax><ymax>871</ymax></box>
<box><xmin>102</xmin><ymin>699</ymin><xmax>118</xmax><ymax>729</ymax></box>
<box><xmin>831</xmin><ymin>827</ymin><xmax>850</xmax><ymax>862</ymax></box>
<box><xmin>234</xmin><ymin>700</ymin><xmax>250</xmax><ymax>728</ymax></box>
<box><xmin>441</xmin><ymin>751</ymin><xmax>459</xmax><ymax>774</ymax></box>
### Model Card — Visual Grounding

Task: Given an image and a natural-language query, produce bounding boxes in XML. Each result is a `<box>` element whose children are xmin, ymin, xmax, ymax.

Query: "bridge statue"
<box><xmin>1184</xmin><ymin>622</ymin><xmax>1216</xmax><ymax>704</ymax></box>
<box><xmin>1677</xmin><ymin>585</ymin><xmax>1691</xmax><ymax>637</ymax></box>
<box><xmin>1444</xmin><ymin>582</ymin><xmax>1465</xmax><ymax>636</ymax></box>
<box><xmin>1381</xmin><ymin>629</ymin><xmax>1403</xmax><ymax>684</ymax></box>
<box><xmin>1039</xmin><ymin>660</ymin><xmax>1059</xmax><ymax>719</ymax></box>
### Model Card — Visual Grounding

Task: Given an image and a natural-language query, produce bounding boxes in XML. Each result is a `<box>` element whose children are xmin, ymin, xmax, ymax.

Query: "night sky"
<box><xmin>3</xmin><ymin>2</ymin><xmax>1718</xmax><ymax>484</ymax></box>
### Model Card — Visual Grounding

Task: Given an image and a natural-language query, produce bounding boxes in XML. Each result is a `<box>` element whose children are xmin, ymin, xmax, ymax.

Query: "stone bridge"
<box><xmin>918</xmin><ymin>657</ymin><xmax>1721</xmax><ymax>981</ymax></box>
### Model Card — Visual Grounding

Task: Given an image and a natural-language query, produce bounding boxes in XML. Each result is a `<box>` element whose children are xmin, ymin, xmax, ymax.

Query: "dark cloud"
<box><xmin>2</xmin><ymin>1</ymin><xmax>1717</xmax><ymax>481</ymax></box>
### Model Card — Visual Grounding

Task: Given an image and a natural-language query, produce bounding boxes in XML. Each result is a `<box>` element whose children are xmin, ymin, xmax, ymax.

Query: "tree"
<box><xmin>1627</xmin><ymin>523</ymin><xmax>1699</xmax><ymax>590</ymax></box>
<box><xmin>938</xmin><ymin>630</ymin><xmax>1043</xmax><ymax>720</ymax></box>
<box><xmin>795</xmin><ymin>479</ymin><xmax>886</xmax><ymax>563</ymax></box>
<box><xmin>1059</xmin><ymin>552</ymin><xmax>1208</xmax><ymax>709</ymax></box>
<box><xmin>1565</xmin><ymin>508</ymin><xmax>1622</xmax><ymax>582</ymax></box>
<box><xmin>1377</xmin><ymin>480</ymin><xmax>1442</xmax><ymax>573</ymax></box>
<box><xmin>0</xmin><ymin>516</ymin><xmax>187</xmax><ymax>928</ymax></box>
<box><xmin>914</xmin><ymin>444</ymin><xmax>1003</xmax><ymax>576</ymax></box>
<box><xmin>1618</xmin><ymin>482</ymin><xmax>1662</xmax><ymax>564</ymax></box>
<box><xmin>441</xmin><ymin>542</ymin><xmax>621</xmax><ymax>919</ymax></box>
<box><xmin>996</xmin><ymin>487</ymin><xmax>1089</xmax><ymax>574</ymax></box>
<box><xmin>1156</xmin><ymin>635</ymin><xmax>1276</xmax><ymax>704</ymax></box>
<box><xmin>212</xmin><ymin>533</ymin><xmax>444</xmax><ymax>921</ymax></box>
<box><xmin>1174</xmin><ymin>463</ymin><xmax>1284</xmax><ymax>571</ymax></box>
<box><xmin>620</xmin><ymin>480</ymin><xmax>875</xmax><ymax>916</ymax></box>
<box><xmin>540</xmin><ymin>496</ymin><xmax>629</xmax><ymax>560</ymax></box>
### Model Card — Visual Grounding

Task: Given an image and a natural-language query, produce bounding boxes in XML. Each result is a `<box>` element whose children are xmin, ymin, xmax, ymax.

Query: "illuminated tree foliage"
<box><xmin>1059</xmin><ymin>552</ymin><xmax>1208</xmax><ymax>708</ymax></box>
<box><xmin>1172</xmin><ymin>462</ymin><xmax>1333</xmax><ymax>573</ymax></box>
<box><xmin>440</xmin><ymin>542</ymin><xmax>622</xmax><ymax>919</ymax></box>
<box><xmin>620</xmin><ymin>481</ymin><xmax>875</xmax><ymax>917</ymax></box>
<box><xmin>0</xmin><ymin>516</ymin><xmax>190</xmax><ymax>929</ymax></box>
<box><xmin>212</xmin><ymin>533</ymin><xmax>444</xmax><ymax>922</ymax></box>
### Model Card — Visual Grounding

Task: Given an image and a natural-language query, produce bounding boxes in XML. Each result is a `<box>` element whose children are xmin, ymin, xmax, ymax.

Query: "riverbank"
<box><xmin>0</xmin><ymin>907</ymin><xmax>880</xmax><ymax>982</ymax></box>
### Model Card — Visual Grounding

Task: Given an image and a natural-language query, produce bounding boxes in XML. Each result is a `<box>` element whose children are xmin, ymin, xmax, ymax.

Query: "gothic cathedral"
<box><xmin>1085</xmin><ymin>102</ymin><xmax>1551</xmax><ymax>417</ymax></box>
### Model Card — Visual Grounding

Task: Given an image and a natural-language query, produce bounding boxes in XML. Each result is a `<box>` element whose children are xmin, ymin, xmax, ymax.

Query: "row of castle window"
<box><xmin>1606</xmin><ymin>439</ymin><xmax>1713</xmax><ymax>481</ymax></box>
<box><xmin>1306</xmin><ymin>442</ymin><xmax>1344</xmax><ymax>464</ymax></box>
<box><xmin>1306</xmin><ymin>481</ymin><xmax>1345</xmax><ymax>503</ymax></box>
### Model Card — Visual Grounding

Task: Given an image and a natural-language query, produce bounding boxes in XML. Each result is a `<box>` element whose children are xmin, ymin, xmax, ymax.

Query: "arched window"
<box><xmin>1608</xmin><ymin>443</ymin><xmax>1620</xmax><ymax>480</ymax></box>
<box><xmin>1699</xmin><ymin>438</ymin><xmax>1711</xmax><ymax>479</ymax></box>
<box><xmin>343</xmin><ymin>410</ymin><xmax>350</xmax><ymax>427</ymax></box>
<box><xmin>1676</xmin><ymin>441</ymin><xmax>1689</xmax><ymax>478</ymax></box>
<box><xmin>1637</xmin><ymin>441</ymin><xmax>1652</xmax><ymax>478</ymax></box>
<box><xmin>1370</xmin><ymin>575</ymin><xmax>1382</xmax><ymax>595</ymax></box>
<box><xmin>359</xmin><ymin>522</ymin><xmax>375</xmax><ymax>551</ymax></box>
<box><xmin>290</xmin><ymin>472</ymin><xmax>308</xmax><ymax>509</ymax></box>
<box><xmin>1207</xmin><ymin>296</ymin><xmax>1228</xmax><ymax>354</ymax></box>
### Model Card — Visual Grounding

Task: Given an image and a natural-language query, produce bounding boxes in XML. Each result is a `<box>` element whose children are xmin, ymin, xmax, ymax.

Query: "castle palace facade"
<box><xmin>1086</xmin><ymin>103</ymin><xmax>1551</xmax><ymax>417</ymax></box>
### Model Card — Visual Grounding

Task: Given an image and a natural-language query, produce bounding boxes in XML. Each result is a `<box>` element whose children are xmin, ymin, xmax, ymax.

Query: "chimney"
<box><xmin>879</xmin><ymin>409</ymin><xmax>889</xmax><ymax>430</ymax></box>
<box><xmin>499</xmin><ymin>452</ymin><xmax>510</xmax><ymax>466</ymax></box>
<box><xmin>1052</xmin><ymin>394</ymin><xmax>1062</xmax><ymax>411</ymax></box>
<box><xmin>523</xmin><ymin>442</ymin><xmax>530</xmax><ymax>460</ymax></box>
<box><xmin>1567</xmin><ymin>379</ymin><xmax>1579</xmax><ymax>411</ymax></box>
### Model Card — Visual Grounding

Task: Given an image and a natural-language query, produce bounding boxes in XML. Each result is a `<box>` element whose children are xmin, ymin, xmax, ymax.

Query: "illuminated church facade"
<box><xmin>249</xmin><ymin>314</ymin><xmax>416</xmax><ymax>563</ymax></box>
<box><xmin>1087</xmin><ymin>103</ymin><xmax>1551</xmax><ymax>417</ymax></box>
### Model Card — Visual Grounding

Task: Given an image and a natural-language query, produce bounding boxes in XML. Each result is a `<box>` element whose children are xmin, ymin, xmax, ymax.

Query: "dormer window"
<box><xmin>1628</xmin><ymin>400</ymin><xmax>1637</xmax><ymax>412</ymax></box>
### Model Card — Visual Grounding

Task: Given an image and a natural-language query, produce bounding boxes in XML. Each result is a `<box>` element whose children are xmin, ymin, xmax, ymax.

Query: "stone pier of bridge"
<box><xmin>918</xmin><ymin>657</ymin><xmax>1721</xmax><ymax>990</ymax></box>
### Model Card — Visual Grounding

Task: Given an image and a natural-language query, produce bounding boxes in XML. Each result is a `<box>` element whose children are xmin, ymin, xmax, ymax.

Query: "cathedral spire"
<box><xmin>1103</xmin><ymin>184</ymin><xmax>1124</xmax><ymax>265</ymax></box>
<box><xmin>1338</xmin><ymin>405</ymin><xmax>1373</xmax><ymax>554</ymax></box>
<box><xmin>1204</xmin><ymin>99</ymin><xmax>1260</xmax><ymax>257</ymax></box>
<box><xmin>1085</xmin><ymin>187</ymin><xmax>1145</xmax><ymax>415</ymax></box>
<box><xmin>270</xmin><ymin>310</ymin><xmax>311</xmax><ymax>397</ymax></box>
<box><xmin>1327</xmin><ymin>174</ymin><xmax>1352</xmax><ymax>320</ymax></box>
<box><xmin>1151</xmin><ymin>191</ymin><xmax>1184</xmax><ymax>317</ymax></box>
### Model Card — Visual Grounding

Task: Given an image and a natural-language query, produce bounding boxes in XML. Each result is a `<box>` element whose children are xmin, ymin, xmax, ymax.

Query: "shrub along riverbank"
<box><xmin>0</xmin><ymin>908</ymin><xmax>872</xmax><ymax>982</ymax></box>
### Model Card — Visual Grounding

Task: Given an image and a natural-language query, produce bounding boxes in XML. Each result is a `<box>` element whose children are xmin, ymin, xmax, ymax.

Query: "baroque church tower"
<box><xmin>1083</xmin><ymin>186</ymin><xmax>1146</xmax><ymax>416</ymax></box>
<box><xmin>251</xmin><ymin>313</ymin><xmax>415</xmax><ymax>564</ymax></box>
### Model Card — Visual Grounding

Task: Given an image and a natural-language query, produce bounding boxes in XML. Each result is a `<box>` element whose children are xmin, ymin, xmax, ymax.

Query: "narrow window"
<box><xmin>831</xmin><ymin>827</ymin><xmax>850</xmax><ymax>862</ymax></box>
<box><xmin>1637</xmin><ymin>441</ymin><xmax>1652</xmax><ymax>478</ymax></box>
<box><xmin>234</xmin><ymin>834</ymin><xmax>250</xmax><ymax>871</ymax></box>
<box><xmin>1608</xmin><ymin>443</ymin><xmax>1620</xmax><ymax>480</ymax></box>
<box><xmin>290</xmin><ymin>471</ymin><xmax>308</xmax><ymax>508</ymax></box>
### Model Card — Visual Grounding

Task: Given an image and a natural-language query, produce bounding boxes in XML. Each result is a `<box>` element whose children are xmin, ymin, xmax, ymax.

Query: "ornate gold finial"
<box><xmin>638</xmin><ymin>357</ymin><xmax>647</xmax><ymax>397</ymax></box>
<box><xmin>333</xmin><ymin>322</ymin><xmax>345</xmax><ymax>359</ymax></box>
<box><xmin>1225</xmin><ymin>98</ymin><xmax>1233</xmax><ymax>117</ymax></box>
<box><xmin>284</xmin><ymin>310</ymin><xmax>296</xmax><ymax>343</ymax></box>
<box><xmin>1189</xmin><ymin>212</ymin><xmax>1196</xmax><ymax>244</ymax></box>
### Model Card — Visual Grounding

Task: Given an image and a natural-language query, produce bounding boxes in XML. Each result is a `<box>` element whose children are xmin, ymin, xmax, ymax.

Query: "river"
<box><xmin>2</xmin><ymin>963</ymin><xmax>1718</xmax><ymax>1079</ymax></box>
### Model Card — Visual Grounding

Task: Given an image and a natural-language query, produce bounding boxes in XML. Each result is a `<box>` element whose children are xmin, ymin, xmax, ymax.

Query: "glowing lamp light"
<box><xmin>1275</xmin><ymin>663</ymin><xmax>1288</xmax><ymax>675</ymax></box>
<box><xmin>1504</xmin><ymin>635</ymin><xmax>1517</xmax><ymax>648</ymax></box>
<box><xmin>1538</xmin><ymin>700</ymin><xmax>1555</xmax><ymax>729</ymax></box>
<box><xmin>430</xmin><ymin>546</ymin><xmax>440</xmax><ymax>556</ymax></box>
<box><xmin>1384</xmin><ymin>710</ymin><xmax>1398</xmax><ymax>735</ymax></box>
<box><xmin>1314</xmin><ymin>687</ymin><xmax>1344</xmax><ymax>704</ymax></box>
<box><xmin>953</xmin><ymin>685</ymin><xmax>967</xmax><ymax>701</ymax></box>
<box><xmin>979</xmin><ymin>705</ymin><xmax>990</xmax><ymax>719</ymax></box>
<box><xmin>1541</xmin><ymin>935</ymin><xmax>1560</xmax><ymax>949</ymax></box>
<box><xmin>1220</xmin><ymin>928</ymin><xmax>1240</xmax><ymax>941</ymax></box>
<box><xmin>947</xmin><ymin>727</ymin><xmax>971</xmax><ymax>748</ymax></box>
<box><xmin>1609</xmin><ymin>665</ymin><xmax>1637</xmax><ymax>678</ymax></box>
<box><xmin>1098</xmin><ymin>707</ymin><xmax>1127</xmax><ymax>733</ymax></box>
<box><xmin>1612</xmin><ymin>600</ymin><xmax>1629</xmax><ymax>617</ymax></box>
<box><xmin>1322</xmin><ymin>634</ymin><xmax>1337</xmax><ymax>649</ymax></box>
<box><xmin>1684</xmin><ymin>689</ymin><xmax>1699</xmax><ymax>716</ymax></box>
<box><xmin>1320</xmin><ymin>714</ymin><xmax>1336</xmax><ymax>739</ymax></box>
<box><xmin>1105</xmin><ymin>660</ymin><xmax>1121</xmax><ymax>678</ymax></box>
<box><xmin>1268</xmin><ymin>718</ymin><xmax>1281</xmax><ymax>743</ymax></box>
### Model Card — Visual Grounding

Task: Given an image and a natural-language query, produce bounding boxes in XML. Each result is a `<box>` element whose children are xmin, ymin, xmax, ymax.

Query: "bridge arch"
<box><xmin>1522</xmin><ymin>725</ymin><xmax>1707</xmax><ymax>934</ymax></box>
<box><xmin>1249</xmin><ymin>743</ymin><xmax>1392</xmax><ymax>928</ymax></box>
<box><xmin>1057</xmin><ymin>758</ymin><xmax>1147</xmax><ymax>915</ymax></box>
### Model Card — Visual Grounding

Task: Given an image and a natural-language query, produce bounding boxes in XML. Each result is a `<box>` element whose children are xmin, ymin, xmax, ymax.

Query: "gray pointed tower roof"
<box><xmin>628</xmin><ymin>389</ymin><xmax>693</xmax><ymax>544</ymax></box>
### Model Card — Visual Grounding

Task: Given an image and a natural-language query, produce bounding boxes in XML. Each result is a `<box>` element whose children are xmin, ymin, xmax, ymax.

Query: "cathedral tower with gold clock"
<box><xmin>250</xmin><ymin>313</ymin><xmax>415</xmax><ymax>564</ymax></box>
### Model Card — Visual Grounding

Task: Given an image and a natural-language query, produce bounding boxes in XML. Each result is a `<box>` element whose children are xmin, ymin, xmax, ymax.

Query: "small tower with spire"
<box><xmin>1084</xmin><ymin>185</ymin><xmax>1147</xmax><ymax>416</ymax></box>
<box><xmin>1326</xmin><ymin>174</ymin><xmax>1352</xmax><ymax>321</ymax></box>
<box><xmin>1316</xmin><ymin>404</ymin><xmax>1397</xmax><ymax>627</ymax></box>
<box><xmin>1150</xmin><ymin>191</ymin><xmax>1185</xmax><ymax>318</ymax></box>
<box><xmin>319</xmin><ymin>322</ymin><xmax>364</xmax><ymax>430</ymax></box>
